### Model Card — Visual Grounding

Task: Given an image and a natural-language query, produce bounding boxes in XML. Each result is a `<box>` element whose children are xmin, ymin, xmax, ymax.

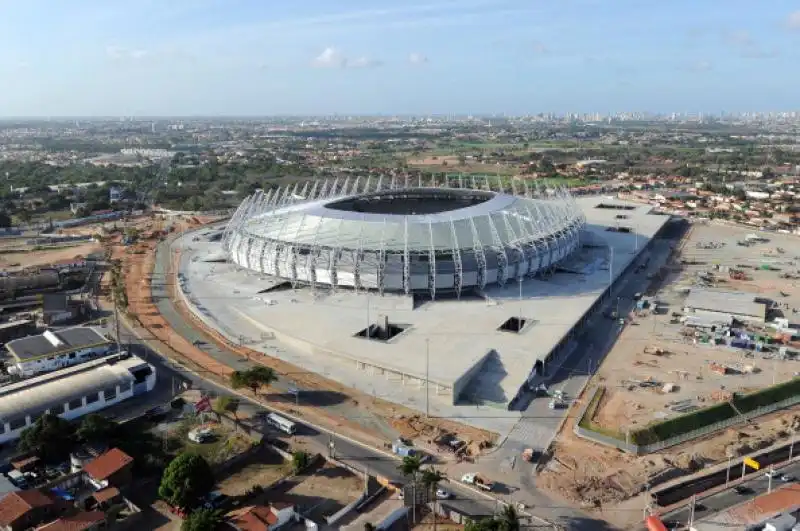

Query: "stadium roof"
<box><xmin>238</xmin><ymin>188</ymin><xmax>583</xmax><ymax>253</ymax></box>
<box><xmin>0</xmin><ymin>354</ymin><xmax>150</xmax><ymax>423</ymax></box>
<box><xmin>6</xmin><ymin>327</ymin><xmax>110</xmax><ymax>362</ymax></box>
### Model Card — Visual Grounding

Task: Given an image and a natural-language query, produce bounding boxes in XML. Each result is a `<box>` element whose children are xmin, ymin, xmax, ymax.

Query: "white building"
<box><xmin>0</xmin><ymin>353</ymin><xmax>156</xmax><ymax>444</ymax></box>
<box><xmin>5</xmin><ymin>327</ymin><xmax>113</xmax><ymax>377</ymax></box>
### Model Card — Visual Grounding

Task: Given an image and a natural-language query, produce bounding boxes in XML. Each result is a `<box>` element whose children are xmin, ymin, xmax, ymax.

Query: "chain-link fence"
<box><xmin>574</xmin><ymin>386</ymin><xmax>800</xmax><ymax>455</ymax></box>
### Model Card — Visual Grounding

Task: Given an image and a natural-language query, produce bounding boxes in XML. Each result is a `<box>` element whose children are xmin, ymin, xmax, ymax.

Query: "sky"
<box><xmin>1</xmin><ymin>0</ymin><xmax>799</xmax><ymax>116</ymax></box>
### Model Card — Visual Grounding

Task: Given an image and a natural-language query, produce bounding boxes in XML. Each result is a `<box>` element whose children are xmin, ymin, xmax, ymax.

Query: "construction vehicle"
<box><xmin>461</xmin><ymin>473</ymin><xmax>495</xmax><ymax>491</ymax></box>
<box><xmin>729</xmin><ymin>269</ymin><xmax>750</xmax><ymax>281</ymax></box>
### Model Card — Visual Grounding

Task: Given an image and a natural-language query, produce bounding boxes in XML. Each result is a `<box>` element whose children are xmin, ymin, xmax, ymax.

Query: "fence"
<box><xmin>574</xmin><ymin>386</ymin><xmax>800</xmax><ymax>455</ymax></box>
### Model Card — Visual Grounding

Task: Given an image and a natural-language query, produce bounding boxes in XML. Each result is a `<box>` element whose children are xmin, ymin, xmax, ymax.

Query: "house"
<box><xmin>0</xmin><ymin>490</ymin><xmax>67</xmax><ymax>531</ymax></box>
<box><xmin>227</xmin><ymin>503</ymin><xmax>296</xmax><ymax>531</ymax></box>
<box><xmin>82</xmin><ymin>449</ymin><xmax>133</xmax><ymax>490</ymax></box>
<box><xmin>5</xmin><ymin>327</ymin><xmax>113</xmax><ymax>377</ymax></box>
<box><xmin>34</xmin><ymin>511</ymin><xmax>105</xmax><ymax>531</ymax></box>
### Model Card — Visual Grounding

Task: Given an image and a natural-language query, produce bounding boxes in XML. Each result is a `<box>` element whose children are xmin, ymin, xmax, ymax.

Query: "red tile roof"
<box><xmin>91</xmin><ymin>487</ymin><xmax>120</xmax><ymax>505</ymax></box>
<box><xmin>35</xmin><ymin>511</ymin><xmax>105</xmax><ymax>531</ymax></box>
<box><xmin>82</xmin><ymin>448</ymin><xmax>133</xmax><ymax>482</ymax></box>
<box><xmin>227</xmin><ymin>505</ymin><xmax>277</xmax><ymax>531</ymax></box>
<box><xmin>0</xmin><ymin>490</ymin><xmax>56</xmax><ymax>527</ymax></box>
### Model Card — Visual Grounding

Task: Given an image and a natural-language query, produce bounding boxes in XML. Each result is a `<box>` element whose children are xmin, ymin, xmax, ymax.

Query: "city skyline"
<box><xmin>1</xmin><ymin>0</ymin><xmax>800</xmax><ymax>116</ymax></box>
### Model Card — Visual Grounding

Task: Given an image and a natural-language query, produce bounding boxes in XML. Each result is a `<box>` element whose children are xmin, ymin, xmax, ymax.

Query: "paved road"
<box><xmin>117</xmin><ymin>318</ymin><xmax>502</xmax><ymax>520</ymax></box>
<box><xmin>661</xmin><ymin>461</ymin><xmax>800</xmax><ymax>529</ymax></box>
<box><xmin>492</xmin><ymin>236</ymin><xmax>677</xmax><ymax>506</ymax></box>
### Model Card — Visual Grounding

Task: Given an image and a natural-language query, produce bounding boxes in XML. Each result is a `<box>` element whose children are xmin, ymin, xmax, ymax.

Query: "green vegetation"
<box><xmin>181</xmin><ymin>508</ymin><xmax>222</xmax><ymax>531</ymax></box>
<box><xmin>580</xmin><ymin>380</ymin><xmax>800</xmax><ymax>447</ymax></box>
<box><xmin>18</xmin><ymin>414</ymin><xmax>169</xmax><ymax>473</ymax></box>
<box><xmin>18</xmin><ymin>414</ymin><xmax>77</xmax><ymax>462</ymax></box>
<box><xmin>230</xmin><ymin>366</ymin><xmax>277</xmax><ymax>396</ymax></box>
<box><xmin>465</xmin><ymin>504</ymin><xmax>521</xmax><ymax>531</ymax></box>
<box><xmin>631</xmin><ymin>377</ymin><xmax>800</xmax><ymax>445</ymax></box>
<box><xmin>212</xmin><ymin>395</ymin><xmax>239</xmax><ymax>421</ymax></box>
<box><xmin>158</xmin><ymin>453</ymin><xmax>215</xmax><ymax>509</ymax></box>
<box><xmin>291</xmin><ymin>450</ymin><xmax>311</xmax><ymax>474</ymax></box>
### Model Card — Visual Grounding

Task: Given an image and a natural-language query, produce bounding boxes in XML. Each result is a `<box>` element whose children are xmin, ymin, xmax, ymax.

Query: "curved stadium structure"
<box><xmin>222</xmin><ymin>177</ymin><xmax>585</xmax><ymax>299</ymax></box>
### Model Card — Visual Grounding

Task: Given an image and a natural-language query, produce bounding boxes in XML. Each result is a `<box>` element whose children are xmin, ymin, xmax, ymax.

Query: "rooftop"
<box><xmin>227</xmin><ymin>505</ymin><xmax>278</xmax><ymax>530</ymax></box>
<box><xmin>684</xmin><ymin>288</ymin><xmax>766</xmax><ymax>320</ymax></box>
<box><xmin>0</xmin><ymin>490</ymin><xmax>55</xmax><ymax>527</ymax></box>
<box><xmin>6</xmin><ymin>327</ymin><xmax>110</xmax><ymax>362</ymax></box>
<box><xmin>0</xmin><ymin>354</ymin><xmax>151</xmax><ymax>423</ymax></box>
<box><xmin>82</xmin><ymin>448</ymin><xmax>133</xmax><ymax>482</ymax></box>
<box><xmin>692</xmin><ymin>484</ymin><xmax>800</xmax><ymax>530</ymax></box>
<box><xmin>35</xmin><ymin>510</ymin><xmax>106</xmax><ymax>531</ymax></box>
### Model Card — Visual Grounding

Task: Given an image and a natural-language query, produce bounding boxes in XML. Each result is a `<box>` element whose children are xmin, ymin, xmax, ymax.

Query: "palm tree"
<box><xmin>496</xmin><ymin>504</ymin><xmax>520</xmax><ymax>531</ymax></box>
<box><xmin>397</xmin><ymin>455</ymin><xmax>423</xmax><ymax>521</ymax></box>
<box><xmin>421</xmin><ymin>468</ymin><xmax>447</xmax><ymax>531</ymax></box>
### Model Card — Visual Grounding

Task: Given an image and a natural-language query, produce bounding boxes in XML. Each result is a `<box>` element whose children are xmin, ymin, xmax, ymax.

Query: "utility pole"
<box><xmin>725</xmin><ymin>456</ymin><xmax>732</xmax><ymax>486</ymax></box>
<box><xmin>688</xmin><ymin>494</ymin><xmax>696</xmax><ymax>529</ymax></box>
<box><xmin>425</xmin><ymin>338</ymin><xmax>431</xmax><ymax>418</ymax></box>
<box><xmin>609</xmin><ymin>246</ymin><xmax>614</xmax><ymax>285</ymax></box>
<box><xmin>113</xmin><ymin>292</ymin><xmax>122</xmax><ymax>354</ymax></box>
<box><xmin>790</xmin><ymin>430</ymin><xmax>796</xmax><ymax>461</ymax></box>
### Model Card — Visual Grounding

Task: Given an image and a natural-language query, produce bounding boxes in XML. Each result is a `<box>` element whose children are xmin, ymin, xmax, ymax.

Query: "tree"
<box><xmin>159</xmin><ymin>453</ymin><xmax>215</xmax><ymax>509</ymax></box>
<box><xmin>181</xmin><ymin>508</ymin><xmax>222</xmax><ymax>531</ymax></box>
<box><xmin>18</xmin><ymin>414</ymin><xmax>76</xmax><ymax>463</ymax></box>
<box><xmin>497</xmin><ymin>504</ymin><xmax>520</xmax><ymax>531</ymax></box>
<box><xmin>421</xmin><ymin>468</ymin><xmax>447</xmax><ymax>531</ymax></box>
<box><xmin>397</xmin><ymin>454</ymin><xmax>422</xmax><ymax>478</ymax></box>
<box><xmin>16</xmin><ymin>209</ymin><xmax>32</xmax><ymax>224</ymax></box>
<box><xmin>78</xmin><ymin>414</ymin><xmax>120</xmax><ymax>444</ymax></box>
<box><xmin>291</xmin><ymin>450</ymin><xmax>311</xmax><ymax>474</ymax></box>
<box><xmin>230</xmin><ymin>366</ymin><xmax>277</xmax><ymax>396</ymax></box>
<box><xmin>0</xmin><ymin>211</ymin><xmax>11</xmax><ymax>228</ymax></box>
<box><xmin>212</xmin><ymin>396</ymin><xmax>238</xmax><ymax>421</ymax></box>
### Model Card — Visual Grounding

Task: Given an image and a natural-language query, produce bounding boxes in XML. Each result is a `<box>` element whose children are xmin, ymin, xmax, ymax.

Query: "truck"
<box><xmin>461</xmin><ymin>473</ymin><xmax>494</xmax><ymax>491</ymax></box>
<box><xmin>392</xmin><ymin>440</ymin><xmax>418</xmax><ymax>457</ymax></box>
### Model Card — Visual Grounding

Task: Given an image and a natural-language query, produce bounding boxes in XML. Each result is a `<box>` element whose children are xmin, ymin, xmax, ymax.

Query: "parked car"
<box><xmin>781</xmin><ymin>474</ymin><xmax>794</xmax><ymax>482</ymax></box>
<box><xmin>188</xmin><ymin>427</ymin><xmax>214</xmax><ymax>443</ymax></box>
<box><xmin>734</xmin><ymin>485</ymin><xmax>752</xmax><ymax>495</ymax></box>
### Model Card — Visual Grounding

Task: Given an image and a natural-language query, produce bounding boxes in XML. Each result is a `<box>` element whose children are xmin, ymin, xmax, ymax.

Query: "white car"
<box><xmin>188</xmin><ymin>427</ymin><xmax>214</xmax><ymax>443</ymax></box>
<box><xmin>436</xmin><ymin>488</ymin><xmax>452</xmax><ymax>499</ymax></box>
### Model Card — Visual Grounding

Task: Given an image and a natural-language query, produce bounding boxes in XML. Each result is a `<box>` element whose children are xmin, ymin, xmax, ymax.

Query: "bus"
<box><xmin>266</xmin><ymin>413</ymin><xmax>297</xmax><ymax>435</ymax></box>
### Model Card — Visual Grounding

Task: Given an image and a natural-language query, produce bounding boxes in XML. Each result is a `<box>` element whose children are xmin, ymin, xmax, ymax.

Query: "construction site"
<box><xmin>538</xmin><ymin>221</ymin><xmax>800</xmax><ymax>528</ymax></box>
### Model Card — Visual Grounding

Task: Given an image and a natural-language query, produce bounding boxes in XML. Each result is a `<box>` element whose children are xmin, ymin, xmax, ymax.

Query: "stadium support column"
<box><xmin>319</xmin><ymin>179</ymin><xmax>330</xmax><ymax>199</ymax></box>
<box><xmin>341</xmin><ymin>176</ymin><xmax>351</xmax><ymax>197</ymax></box>
<box><xmin>309</xmin><ymin>180</ymin><xmax>320</xmax><ymax>200</ymax></box>
<box><xmin>502</xmin><ymin>211</ymin><xmax>525</xmax><ymax>280</ymax></box>
<box><xmin>523</xmin><ymin>180</ymin><xmax>531</xmax><ymax>198</ymax></box>
<box><xmin>403</xmin><ymin>217</ymin><xmax>411</xmax><ymax>295</ymax></box>
<box><xmin>363</xmin><ymin>176</ymin><xmax>372</xmax><ymax>194</ymax></box>
<box><xmin>449</xmin><ymin>218</ymin><xmax>463</xmax><ymax>299</ymax></box>
<box><xmin>350</xmin><ymin>176</ymin><xmax>360</xmax><ymax>196</ymax></box>
<box><xmin>428</xmin><ymin>221</ymin><xmax>436</xmax><ymax>300</ymax></box>
<box><xmin>391</xmin><ymin>174</ymin><xmax>397</xmax><ymax>191</ymax></box>
<box><xmin>471</xmin><ymin>175</ymin><xmax>477</xmax><ymax>190</ymax></box>
<box><xmin>376</xmin><ymin>175</ymin><xmax>384</xmax><ymax>191</ymax></box>
<box><xmin>329</xmin><ymin>219</ymin><xmax>344</xmax><ymax>292</ymax></box>
<box><xmin>329</xmin><ymin>177</ymin><xmax>340</xmax><ymax>198</ymax></box>
<box><xmin>469</xmin><ymin>217</ymin><xmax>487</xmax><ymax>291</ymax></box>
<box><xmin>307</xmin><ymin>219</ymin><xmax>323</xmax><ymax>293</ymax></box>
<box><xmin>353</xmin><ymin>216</ymin><xmax>366</xmax><ymax>293</ymax></box>
<box><xmin>299</xmin><ymin>182</ymin><xmax>309</xmax><ymax>199</ymax></box>
<box><xmin>487</xmin><ymin>214</ymin><xmax>508</xmax><ymax>286</ymax></box>
<box><xmin>377</xmin><ymin>219</ymin><xmax>388</xmax><ymax>297</ymax></box>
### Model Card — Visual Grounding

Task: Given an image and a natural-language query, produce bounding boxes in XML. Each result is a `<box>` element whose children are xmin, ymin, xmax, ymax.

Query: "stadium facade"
<box><xmin>222</xmin><ymin>176</ymin><xmax>585</xmax><ymax>298</ymax></box>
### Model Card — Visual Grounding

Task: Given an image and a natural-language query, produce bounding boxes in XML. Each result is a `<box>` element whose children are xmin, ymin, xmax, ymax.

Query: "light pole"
<box><xmin>425</xmin><ymin>338</ymin><xmax>430</xmax><ymax>418</ymax></box>
<box><xmin>790</xmin><ymin>430</ymin><xmax>796</xmax><ymax>461</ymax></box>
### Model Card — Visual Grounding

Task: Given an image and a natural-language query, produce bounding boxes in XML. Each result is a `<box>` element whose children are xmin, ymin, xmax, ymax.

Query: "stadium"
<box><xmin>222</xmin><ymin>182</ymin><xmax>585</xmax><ymax>298</ymax></box>
<box><xmin>180</xmin><ymin>176</ymin><xmax>671</xmax><ymax>430</ymax></box>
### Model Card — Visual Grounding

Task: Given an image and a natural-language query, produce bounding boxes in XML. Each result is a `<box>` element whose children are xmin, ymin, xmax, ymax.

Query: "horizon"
<box><xmin>2</xmin><ymin>0</ymin><xmax>800</xmax><ymax>116</ymax></box>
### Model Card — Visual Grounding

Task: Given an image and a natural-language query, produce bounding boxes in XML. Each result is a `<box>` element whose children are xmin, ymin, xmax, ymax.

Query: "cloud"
<box><xmin>106</xmin><ymin>46</ymin><xmax>148</xmax><ymax>60</ymax></box>
<box><xmin>722</xmin><ymin>30</ymin><xmax>777</xmax><ymax>58</ymax></box>
<box><xmin>787</xmin><ymin>11</ymin><xmax>800</xmax><ymax>30</ymax></box>
<box><xmin>312</xmin><ymin>47</ymin><xmax>347</xmax><ymax>68</ymax></box>
<box><xmin>686</xmin><ymin>60</ymin><xmax>713</xmax><ymax>72</ymax></box>
<box><xmin>311</xmin><ymin>48</ymin><xmax>381</xmax><ymax>69</ymax></box>
<box><xmin>408</xmin><ymin>52</ymin><xmax>428</xmax><ymax>65</ymax></box>
<box><xmin>532</xmin><ymin>41</ymin><xmax>549</xmax><ymax>54</ymax></box>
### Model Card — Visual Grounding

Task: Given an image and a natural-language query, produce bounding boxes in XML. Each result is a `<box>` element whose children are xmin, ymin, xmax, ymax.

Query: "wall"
<box><xmin>451</xmin><ymin>350</ymin><xmax>493</xmax><ymax>404</ymax></box>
